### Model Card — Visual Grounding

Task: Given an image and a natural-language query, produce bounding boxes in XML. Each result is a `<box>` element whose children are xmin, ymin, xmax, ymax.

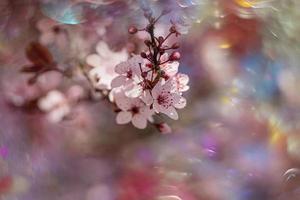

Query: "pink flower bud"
<box><xmin>156</xmin><ymin>123</ymin><xmax>172</xmax><ymax>134</ymax></box>
<box><xmin>140</xmin><ymin>52</ymin><xmax>147</xmax><ymax>58</ymax></box>
<box><xmin>144</xmin><ymin>40</ymin><xmax>151</xmax><ymax>46</ymax></box>
<box><xmin>169</xmin><ymin>25</ymin><xmax>177</xmax><ymax>33</ymax></box>
<box><xmin>128</xmin><ymin>26</ymin><xmax>138</xmax><ymax>34</ymax></box>
<box><xmin>169</xmin><ymin>51</ymin><xmax>181</xmax><ymax>61</ymax></box>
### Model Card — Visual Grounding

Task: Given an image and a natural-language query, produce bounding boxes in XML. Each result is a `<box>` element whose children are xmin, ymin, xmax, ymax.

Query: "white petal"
<box><xmin>86</xmin><ymin>54</ymin><xmax>102</xmax><ymax>67</ymax></box>
<box><xmin>116</xmin><ymin>111</ymin><xmax>132</xmax><ymax>124</ymax></box>
<box><xmin>159</xmin><ymin>106</ymin><xmax>178</xmax><ymax>120</ymax></box>
<box><xmin>111</xmin><ymin>76</ymin><xmax>127</xmax><ymax>88</ymax></box>
<box><xmin>115</xmin><ymin>94</ymin><xmax>132</xmax><ymax>111</ymax></box>
<box><xmin>151</xmin><ymin>81</ymin><xmax>163</xmax><ymax>99</ymax></box>
<box><xmin>177</xmin><ymin>73</ymin><xmax>189</xmax><ymax>85</ymax></box>
<box><xmin>141</xmin><ymin>90</ymin><xmax>153</xmax><ymax>105</ymax></box>
<box><xmin>164</xmin><ymin>62</ymin><xmax>179</xmax><ymax>77</ymax></box>
<box><xmin>96</xmin><ymin>41</ymin><xmax>111</xmax><ymax>58</ymax></box>
<box><xmin>132</xmin><ymin>114</ymin><xmax>147</xmax><ymax>129</ymax></box>
<box><xmin>125</xmin><ymin>85</ymin><xmax>143</xmax><ymax>98</ymax></box>
<box><xmin>115</xmin><ymin>62</ymin><xmax>128</xmax><ymax>74</ymax></box>
<box><xmin>174</xmin><ymin>97</ymin><xmax>186</xmax><ymax>109</ymax></box>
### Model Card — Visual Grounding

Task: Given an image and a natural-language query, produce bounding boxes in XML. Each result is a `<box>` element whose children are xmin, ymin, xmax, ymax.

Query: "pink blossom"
<box><xmin>38</xmin><ymin>90</ymin><xmax>70</xmax><ymax>123</ymax></box>
<box><xmin>151</xmin><ymin>80</ymin><xmax>187</xmax><ymax>120</ymax></box>
<box><xmin>111</xmin><ymin>55</ymin><xmax>149</xmax><ymax>99</ymax></box>
<box><xmin>86</xmin><ymin>41</ymin><xmax>128</xmax><ymax>90</ymax></box>
<box><xmin>171</xmin><ymin>73</ymin><xmax>189</xmax><ymax>93</ymax></box>
<box><xmin>114</xmin><ymin>90</ymin><xmax>154</xmax><ymax>129</ymax></box>
<box><xmin>160</xmin><ymin>53</ymin><xmax>179</xmax><ymax>78</ymax></box>
<box><xmin>36</xmin><ymin>18</ymin><xmax>67</xmax><ymax>49</ymax></box>
<box><xmin>111</xmin><ymin>55</ymin><xmax>143</xmax><ymax>89</ymax></box>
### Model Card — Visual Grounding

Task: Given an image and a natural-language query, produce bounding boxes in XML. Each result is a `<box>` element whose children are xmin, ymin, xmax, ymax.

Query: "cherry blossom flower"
<box><xmin>111</xmin><ymin>55</ymin><xmax>143</xmax><ymax>89</ymax></box>
<box><xmin>171</xmin><ymin>73</ymin><xmax>190</xmax><ymax>93</ymax></box>
<box><xmin>38</xmin><ymin>90</ymin><xmax>70</xmax><ymax>123</ymax></box>
<box><xmin>151</xmin><ymin>80</ymin><xmax>187</xmax><ymax>120</ymax></box>
<box><xmin>159</xmin><ymin>53</ymin><xmax>179</xmax><ymax>79</ymax></box>
<box><xmin>114</xmin><ymin>90</ymin><xmax>154</xmax><ymax>129</ymax></box>
<box><xmin>86</xmin><ymin>41</ymin><xmax>128</xmax><ymax>90</ymax></box>
<box><xmin>36</xmin><ymin>18</ymin><xmax>67</xmax><ymax>49</ymax></box>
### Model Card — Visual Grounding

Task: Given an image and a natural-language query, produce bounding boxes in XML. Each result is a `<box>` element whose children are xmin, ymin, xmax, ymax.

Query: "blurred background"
<box><xmin>0</xmin><ymin>0</ymin><xmax>300</xmax><ymax>199</ymax></box>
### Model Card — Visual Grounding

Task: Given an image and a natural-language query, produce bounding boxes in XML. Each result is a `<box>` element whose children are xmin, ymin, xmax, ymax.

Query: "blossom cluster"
<box><xmin>20</xmin><ymin>12</ymin><xmax>189</xmax><ymax>133</ymax></box>
<box><xmin>102</xmin><ymin>14</ymin><xmax>189</xmax><ymax>129</ymax></box>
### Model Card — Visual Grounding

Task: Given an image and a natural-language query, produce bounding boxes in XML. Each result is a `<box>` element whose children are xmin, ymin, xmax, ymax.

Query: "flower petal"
<box><xmin>125</xmin><ymin>84</ymin><xmax>143</xmax><ymax>98</ymax></box>
<box><xmin>115</xmin><ymin>62</ymin><xmax>128</xmax><ymax>74</ymax></box>
<box><xmin>141</xmin><ymin>90</ymin><xmax>153</xmax><ymax>105</ymax></box>
<box><xmin>111</xmin><ymin>75</ymin><xmax>127</xmax><ymax>88</ymax></box>
<box><xmin>96</xmin><ymin>41</ymin><xmax>111</xmax><ymax>58</ymax></box>
<box><xmin>164</xmin><ymin>62</ymin><xmax>179</xmax><ymax>77</ymax></box>
<box><xmin>132</xmin><ymin>114</ymin><xmax>147</xmax><ymax>129</ymax></box>
<box><xmin>86</xmin><ymin>54</ymin><xmax>101</xmax><ymax>67</ymax></box>
<box><xmin>163</xmin><ymin>106</ymin><xmax>179</xmax><ymax>120</ymax></box>
<box><xmin>174</xmin><ymin>97</ymin><xmax>186</xmax><ymax>109</ymax></box>
<box><xmin>116</xmin><ymin>111</ymin><xmax>132</xmax><ymax>124</ymax></box>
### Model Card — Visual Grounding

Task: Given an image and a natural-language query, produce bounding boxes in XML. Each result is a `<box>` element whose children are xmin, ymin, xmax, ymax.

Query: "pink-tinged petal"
<box><xmin>115</xmin><ymin>62</ymin><xmax>129</xmax><ymax>74</ymax></box>
<box><xmin>39</xmin><ymin>32</ymin><xmax>55</xmax><ymax>45</ymax></box>
<box><xmin>116</xmin><ymin>111</ymin><xmax>132</xmax><ymax>124</ymax></box>
<box><xmin>151</xmin><ymin>81</ymin><xmax>163</xmax><ymax>99</ymax></box>
<box><xmin>170</xmin><ymin>93</ymin><xmax>181</xmax><ymax>105</ymax></box>
<box><xmin>160</xmin><ymin>53</ymin><xmax>169</xmax><ymax>63</ymax></box>
<box><xmin>163</xmin><ymin>79</ymin><xmax>175</xmax><ymax>92</ymax></box>
<box><xmin>125</xmin><ymin>84</ymin><xmax>143</xmax><ymax>98</ymax></box>
<box><xmin>139</xmin><ymin>105</ymin><xmax>154</xmax><ymax>119</ymax></box>
<box><xmin>174</xmin><ymin>97</ymin><xmax>186</xmax><ymax>109</ymax></box>
<box><xmin>86</xmin><ymin>54</ymin><xmax>102</xmax><ymax>67</ymax></box>
<box><xmin>163</xmin><ymin>106</ymin><xmax>178</xmax><ymax>120</ymax></box>
<box><xmin>111</xmin><ymin>76</ymin><xmax>127</xmax><ymax>88</ymax></box>
<box><xmin>164</xmin><ymin>62</ymin><xmax>179</xmax><ymax>77</ymax></box>
<box><xmin>153</xmin><ymin>101</ymin><xmax>160</xmax><ymax>113</ymax></box>
<box><xmin>141</xmin><ymin>90</ymin><xmax>153</xmax><ymax>105</ymax></box>
<box><xmin>177</xmin><ymin>73</ymin><xmax>189</xmax><ymax>85</ymax></box>
<box><xmin>115</xmin><ymin>94</ymin><xmax>132</xmax><ymax>111</ymax></box>
<box><xmin>132</xmin><ymin>114</ymin><xmax>147</xmax><ymax>129</ymax></box>
<box><xmin>96</xmin><ymin>41</ymin><xmax>111</xmax><ymax>58</ymax></box>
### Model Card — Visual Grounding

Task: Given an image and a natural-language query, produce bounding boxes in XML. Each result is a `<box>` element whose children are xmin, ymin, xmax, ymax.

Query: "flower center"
<box><xmin>126</xmin><ymin>70</ymin><xmax>132</xmax><ymax>78</ymax></box>
<box><xmin>131</xmin><ymin>106</ymin><xmax>139</xmax><ymax>114</ymax></box>
<box><xmin>157</xmin><ymin>94</ymin><xmax>168</xmax><ymax>105</ymax></box>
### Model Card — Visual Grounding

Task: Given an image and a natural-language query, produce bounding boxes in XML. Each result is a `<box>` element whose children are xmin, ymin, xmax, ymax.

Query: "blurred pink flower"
<box><xmin>38</xmin><ymin>90</ymin><xmax>70</xmax><ymax>123</ymax></box>
<box><xmin>36</xmin><ymin>18</ymin><xmax>68</xmax><ymax>49</ymax></box>
<box><xmin>171</xmin><ymin>73</ymin><xmax>189</xmax><ymax>93</ymax></box>
<box><xmin>86</xmin><ymin>41</ymin><xmax>128</xmax><ymax>90</ymax></box>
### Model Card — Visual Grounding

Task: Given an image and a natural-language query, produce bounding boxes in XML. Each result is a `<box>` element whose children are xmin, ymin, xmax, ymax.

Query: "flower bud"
<box><xmin>144</xmin><ymin>40</ymin><xmax>151</xmax><ymax>46</ymax></box>
<box><xmin>158</xmin><ymin>36</ymin><xmax>164</xmax><ymax>44</ymax></box>
<box><xmin>128</xmin><ymin>26</ymin><xmax>138</xmax><ymax>34</ymax></box>
<box><xmin>169</xmin><ymin>25</ymin><xmax>177</xmax><ymax>33</ymax></box>
<box><xmin>140</xmin><ymin>52</ymin><xmax>147</xmax><ymax>58</ymax></box>
<box><xmin>155</xmin><ymin>123</ymin><xmax>172</xmax><ymax>134</ymax></box>
<box><xmin>169</xmin><ymin>51</ymin><xmax>181</xmax><ymax>61</ymax></box>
